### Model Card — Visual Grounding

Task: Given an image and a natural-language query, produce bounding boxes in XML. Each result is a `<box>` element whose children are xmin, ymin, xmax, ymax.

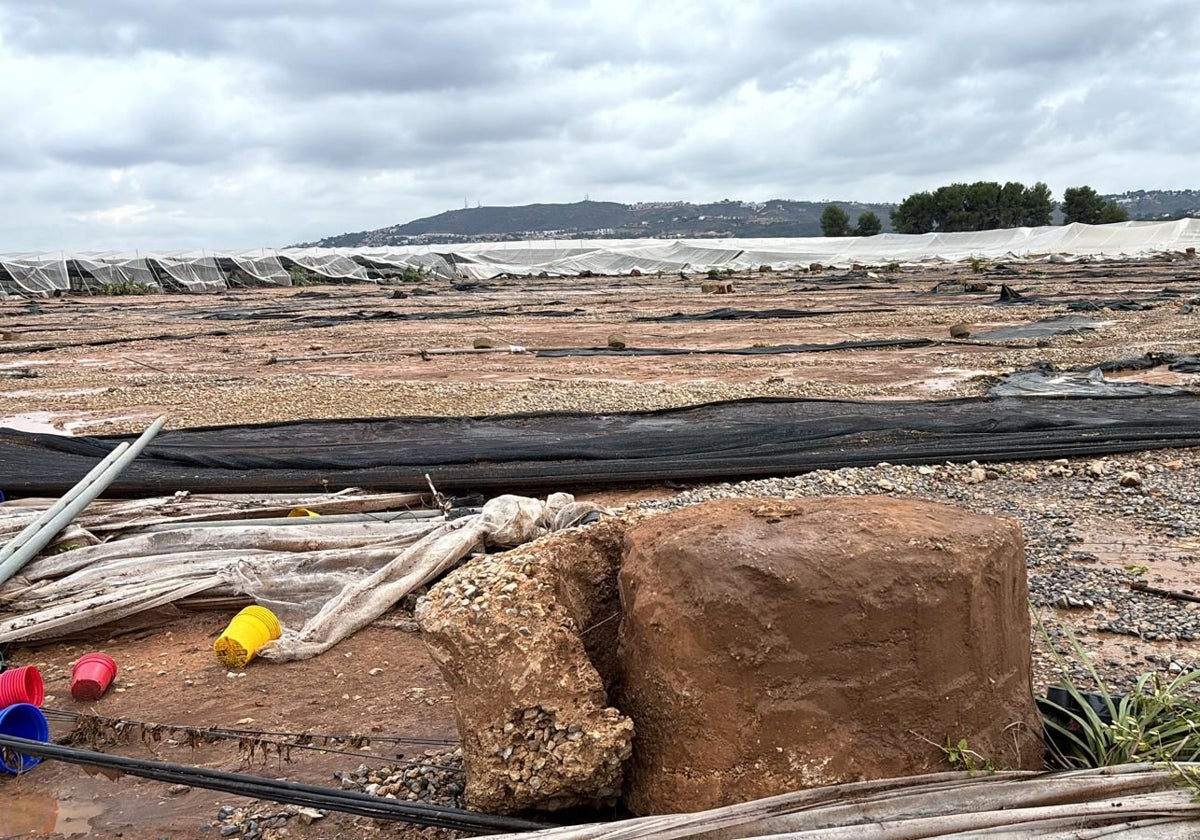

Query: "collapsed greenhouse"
<box><xmin>2</xmin><ymin>219</ymin><xmax>1198</xmax><ymax>295</ymax></box>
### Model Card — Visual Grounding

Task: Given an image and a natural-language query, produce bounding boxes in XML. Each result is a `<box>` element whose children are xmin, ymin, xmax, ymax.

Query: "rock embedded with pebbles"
<box><xmin>416</xmin><ymin>517</ymin><xmax>635</xmax><ymax>813</ymax></box>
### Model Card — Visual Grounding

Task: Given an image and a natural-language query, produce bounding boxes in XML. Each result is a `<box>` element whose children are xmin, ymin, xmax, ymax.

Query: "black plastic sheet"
<box><xmin>3</xmin><ymin>395</ymin><xmax>1200</xmax><ymax>498</ymax></box>
<box><xmin>636</xmin><ymin>307</ymin><xmax>895</xmax><ymax>322</ymax></box>
<box><xmin>535</xmin><ymin>338</ymin><xmax>935</xmax><ymax>357</ymax></box>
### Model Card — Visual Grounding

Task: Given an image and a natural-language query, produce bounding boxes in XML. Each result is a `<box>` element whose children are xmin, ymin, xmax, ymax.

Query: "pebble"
<box><xmin>213</xmin><ymin>805</ymin><xmax>326</xmax><ymax>838</ymax></box>
<box><xmin>334</xmin><ymin>748</ymin><xmax>466</xmax><ymax>808</ymax></box>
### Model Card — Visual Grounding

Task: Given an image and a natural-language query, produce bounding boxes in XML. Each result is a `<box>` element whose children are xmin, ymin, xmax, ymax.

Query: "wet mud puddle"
<box><xmin>1</xmin><ymin>788</ymin><xmax>103</xmax><ymax>837</ymax></box>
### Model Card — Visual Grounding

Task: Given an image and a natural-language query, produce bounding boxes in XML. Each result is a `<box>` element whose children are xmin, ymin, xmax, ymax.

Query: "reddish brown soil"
<box><xmin>3</xmin><ymin>614</ymin><xmax>457</xmax><ymax>839</ymax></box>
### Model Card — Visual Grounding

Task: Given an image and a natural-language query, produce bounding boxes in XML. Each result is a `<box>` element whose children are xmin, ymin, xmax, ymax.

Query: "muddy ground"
<box><xmin>1</xmin><ymin>256</ymin><xmax>1199</xmax><ymax>838</ymax></box>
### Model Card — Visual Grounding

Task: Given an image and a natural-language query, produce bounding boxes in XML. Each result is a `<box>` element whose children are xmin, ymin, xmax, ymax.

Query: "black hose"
<box><xmin>0</xmin><ymin>734</ymin><xmax>545</xmax><ymax>834</ymax></box>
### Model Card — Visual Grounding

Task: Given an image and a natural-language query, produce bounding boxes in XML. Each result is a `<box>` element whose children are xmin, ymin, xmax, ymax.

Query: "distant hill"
<box><xmin>295</xmin><ymin>199</ymin><xmax>898</xmax><ymax>247</ymax></box>
<box><xmin>1106</xmin><ymin>189</ymin><xmax>1200</xmax><ymax>221</ymax></box>
<box><xmin>295</xmin><ymin>190</ymin><xmax>1199</xmax><ymax>248</ymax></box>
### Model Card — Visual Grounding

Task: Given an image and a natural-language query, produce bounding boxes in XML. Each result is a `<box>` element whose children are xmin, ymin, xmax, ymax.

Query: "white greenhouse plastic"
<box><xmin>1</xmin><ymin>219</ymin><xmax>1197</xmax><ymax>295</ymax></box>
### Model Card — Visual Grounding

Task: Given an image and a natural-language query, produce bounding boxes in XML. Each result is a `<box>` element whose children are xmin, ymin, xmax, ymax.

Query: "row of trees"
<box><xmin>1060</xmin><ymin>186</ymin><xmax>1131</xmax><ymax>226</ymax></box>
<box><xmin>821</xmin><ymin>182</ymin><xmax>1131</xmax><ymax>237</ymax></box>
<box><xmin>819</xmin><ymin>205</ymin><xmax>882</xmax><ymax>237</ymax></box>
<box><xmin>890</xmin><ymin>181</ymin><xmax>1054</xmax><ymax>233</ymax></box>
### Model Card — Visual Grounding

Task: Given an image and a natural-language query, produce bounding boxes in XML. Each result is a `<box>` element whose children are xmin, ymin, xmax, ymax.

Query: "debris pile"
<box><xmin>334</xmin><ymin>749</ymin><xmax>466</xmax><ymax>807</ymax></box>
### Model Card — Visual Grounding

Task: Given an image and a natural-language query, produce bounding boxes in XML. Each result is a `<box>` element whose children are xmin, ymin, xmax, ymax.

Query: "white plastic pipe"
<box><xmin>0</xmin><ymin>416</ymin><xmax>166</xmax><ymax>587</ymax></box>
<box><xmin>0</xmin><ymin>442</ymin><xmax>131</xmax><ymax>566</ymax></box>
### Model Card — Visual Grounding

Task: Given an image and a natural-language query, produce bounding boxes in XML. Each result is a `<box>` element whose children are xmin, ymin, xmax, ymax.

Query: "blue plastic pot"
<box><xmin>0</xmin><ymin>702</ymin><xmax>49</xmax><ymax>774</ymax></box>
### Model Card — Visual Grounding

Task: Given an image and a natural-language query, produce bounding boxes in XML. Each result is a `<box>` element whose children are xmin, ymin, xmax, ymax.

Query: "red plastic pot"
<box><xmin>0</xmin><ymin>665</ymin><xmax>44</xmax><ymax>708</ymax></box>
<box><xmin>71</xmin><ymin>653</ymin><xmax>118</xmax><ymax>702</ymax></box>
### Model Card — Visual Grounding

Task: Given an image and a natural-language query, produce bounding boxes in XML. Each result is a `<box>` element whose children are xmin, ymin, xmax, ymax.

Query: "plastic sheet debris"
<box><xmin>972</xmin><ymin>315</ymin><xmax>1105</xmax><ymax>341</ymax></box>
<box><xmin>1099</xmin><ymin>352</ymin><xmax>1200</xmax><ymax>375</ymax></box>
<box><xmin>989</xmin><ymin>365</ymin><xmax>1190</xmax><ymax>397</ymax></box>
<box><xmin>0</xmin><ymin>493</ymin><xmax>604</xmax><ymax>652</ymax></box>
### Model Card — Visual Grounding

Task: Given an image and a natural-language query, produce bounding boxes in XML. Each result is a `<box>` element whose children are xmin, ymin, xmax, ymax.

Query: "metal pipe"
<box><xmin>0</xmin><ymin>416</ymin><xmax>166</xmax><ymax>587</ymax></box>
<box><xmin>0</xmin><ymin>442</ymin><xmax>132</xmax><ymax>566</ymax></box>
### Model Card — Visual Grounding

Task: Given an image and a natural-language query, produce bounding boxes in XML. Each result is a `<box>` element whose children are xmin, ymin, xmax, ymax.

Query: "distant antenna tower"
<box><xmin>584</xmin><ymin>193</ymin><xmax>590</xmax><ymax>202</ymax></box>
<box><xmin>463</xmin><ymin>198</ymin><xmax>468</xmax><ymax>209</ymax></box>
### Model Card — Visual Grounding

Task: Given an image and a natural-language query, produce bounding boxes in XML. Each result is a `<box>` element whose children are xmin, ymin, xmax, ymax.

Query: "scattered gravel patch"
<box><xmin>335</xmin><ymin>748</ymin><xmax>466</xmax><ymax>808</ymax></box>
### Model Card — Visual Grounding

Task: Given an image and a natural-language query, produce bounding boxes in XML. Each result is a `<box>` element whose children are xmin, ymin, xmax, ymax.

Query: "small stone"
<box><xmin>965</xmin><ymin>467</ymin><xmax>986</xmax><ymax>484</ymax></box>
<box><xmin>296</xmin><ymin>807</ymin><xmax>326</xmax><ymax>824</ymax></box>
<box><xmin>1119</xmin><ymin>471</ymin><xmax>1142</xmax><ymax>488</ymax></box>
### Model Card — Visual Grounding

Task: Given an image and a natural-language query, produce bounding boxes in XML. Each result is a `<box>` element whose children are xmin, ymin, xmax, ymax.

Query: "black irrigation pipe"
<box><xmin>41</xmin><ymin>707</ymin><xmax>457</xmax><ymax>747</ymax></box>
<box><xmin>0</xmin><ymin>735</ymin><xmax>545</xmax><ymax>835</ymax></box>
<box><xmin>41</xmin><ymin>709</ymin><xmax>460</xmax><ymax>768</ymax></box>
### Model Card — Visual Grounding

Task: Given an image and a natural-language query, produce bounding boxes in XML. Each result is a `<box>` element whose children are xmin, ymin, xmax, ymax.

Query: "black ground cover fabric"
<box><xmin>2</xmin><ymin>395</ymin><xmax>1199</xmax><ymax>498</ymax></box>
<box><xmin>201</xmin><ymin>307</ymin><xmax>586</xmax><ymax>324</ymax></box>
<box><xmin>535</xmin><ymin>338</ymin><xmax>935</xmax><ymax>357</ymax></box>
<box><xmin>636</xmin><ymin>307</ymin><xmax>895</xmax><ymax>322</ymax></box>
<box><xmin>1099</xmin><ymin>353</ymin><xmax>1200</xmax><ymax>374</ymax></box>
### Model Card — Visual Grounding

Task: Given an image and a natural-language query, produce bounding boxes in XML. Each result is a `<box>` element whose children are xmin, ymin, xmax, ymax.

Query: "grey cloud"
<box><xmin>1</xmin><ymin>0</ymin><xmax>1197</xmax><ymax>251</ymax></box>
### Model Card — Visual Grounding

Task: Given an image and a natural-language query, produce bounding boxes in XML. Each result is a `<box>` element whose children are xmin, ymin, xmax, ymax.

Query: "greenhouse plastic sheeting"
<box><xmin>0</xmin><ymin>253</ymin><xmax>70</xmax><ymax>294</ymax></box>
<box><xmin>2</xmin><ymin>394</ymin><xmax>1200</xmax><ymax>498</ymax></box>
<box><xmin>3</xmin><ymin>219</ymin><xmax>1198</xmax><ymax>294</ymax></box>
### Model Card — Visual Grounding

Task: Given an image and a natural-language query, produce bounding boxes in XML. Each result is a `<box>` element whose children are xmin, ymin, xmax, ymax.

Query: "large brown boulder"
<box><xmin>616</xmin><ymin>496</ymin><xmax>1042</xmax><ymax>815</ymax></box>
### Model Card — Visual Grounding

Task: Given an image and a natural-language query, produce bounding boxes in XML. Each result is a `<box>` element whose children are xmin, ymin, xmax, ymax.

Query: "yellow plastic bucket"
<box><xmin>213</xmin><ymin>605</ymin><xmax>283</xmax><ymax>668</ymax></box>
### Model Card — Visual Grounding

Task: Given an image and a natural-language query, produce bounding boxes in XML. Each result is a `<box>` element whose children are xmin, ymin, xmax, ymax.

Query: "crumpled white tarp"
<box><xmin>0</xmin><ymin>492</ymin><xmax>604</xmax><ymax>655</ymax></box>
<box><xmin>4</xmin><ymin>220</ymin><xmax>1198</xmax><ymax>293</ymax></box>
<box><xmin>256</xmin><ymin>493</ymin><xmax>594</xmax><ymax>661</ymax></box>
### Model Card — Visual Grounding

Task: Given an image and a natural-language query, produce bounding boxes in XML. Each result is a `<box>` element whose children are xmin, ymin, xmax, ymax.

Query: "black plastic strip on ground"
<box><xmin>535</xmin><ymin>338</ymin><xmax>935</xmax><ymax>357</ymax></box>
<box><xmin>0</xmin><ymin>735</ymin><xmax>545</xmax><ymax>834</ymax></box>
<box><xmin>634</xmin><ymin>306</ymin><xmax>897</xmax><ymax>321</ymax></box>
<box><xmin>2</xmin><ymin>395</ymin><xmax>1200</xmax><ymax>498</ymax></box>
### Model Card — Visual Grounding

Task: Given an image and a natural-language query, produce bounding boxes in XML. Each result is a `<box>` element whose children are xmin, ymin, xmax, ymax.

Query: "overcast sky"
<box><xmin>1</xmin><ymin>0</ymin><xmax>1196</xmax><ymax>251</ymax></box>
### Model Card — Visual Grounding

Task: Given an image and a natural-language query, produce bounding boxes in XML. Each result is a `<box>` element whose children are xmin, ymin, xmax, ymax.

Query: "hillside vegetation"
<box><xmin>297</xmin><ymin>190</ymin><xmax>1198</xmax><ymax>248</ymax></box>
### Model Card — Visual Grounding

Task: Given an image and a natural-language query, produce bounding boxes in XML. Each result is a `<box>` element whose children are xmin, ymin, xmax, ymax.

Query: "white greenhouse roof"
<box><xmin>2</xmin><ymin>219</ymin><xmax>1198</xmax><ymax>295</ymax></box>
